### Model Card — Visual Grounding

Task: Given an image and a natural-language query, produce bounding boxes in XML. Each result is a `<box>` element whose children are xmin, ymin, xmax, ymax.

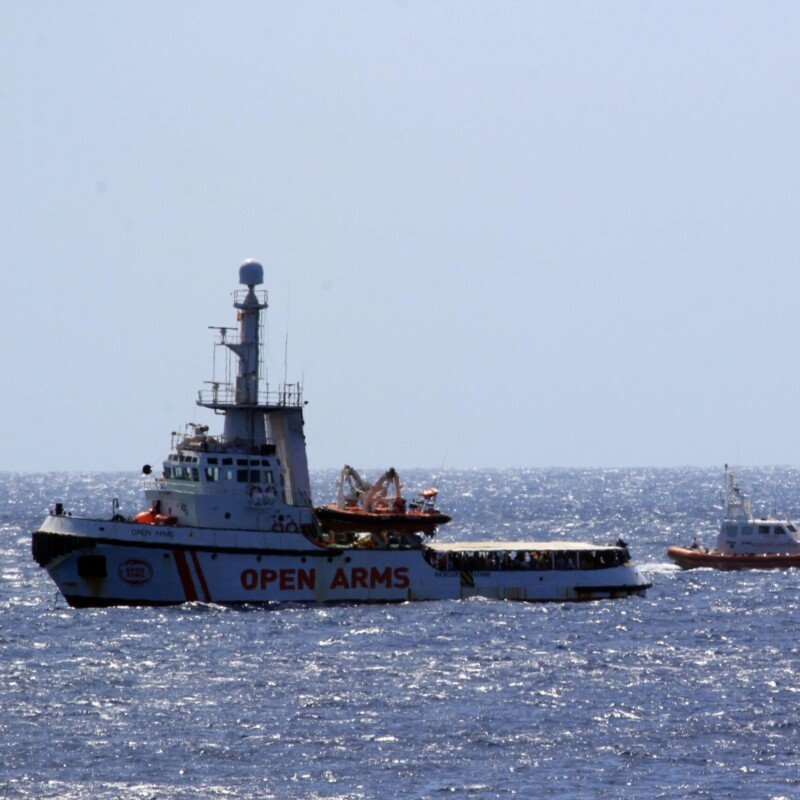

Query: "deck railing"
<box><xmin>197</xmin><ymin>383</ymin><xmax>304</xmax><ymax>408</ymax></box>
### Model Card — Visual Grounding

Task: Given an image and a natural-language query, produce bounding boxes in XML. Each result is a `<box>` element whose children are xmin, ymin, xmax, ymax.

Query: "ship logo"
<box><xmin>118</xmin><ymin>559</ymin><xmax>153</xmax><ymax>586</ymax></box>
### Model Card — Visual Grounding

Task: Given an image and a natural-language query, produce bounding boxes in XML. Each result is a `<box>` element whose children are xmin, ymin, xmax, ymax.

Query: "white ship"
<box><xmin>32</xmin><ymin>260</ymin><xmax>651</xmax><ymax>606</ymax></box>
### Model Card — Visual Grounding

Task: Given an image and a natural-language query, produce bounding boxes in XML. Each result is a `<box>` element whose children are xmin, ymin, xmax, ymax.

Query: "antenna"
<box><xmin>283</xmin><ymin>282</ymin><xmax>291</xmax><ymax>388</ymax></box>
<box><xmin>284</xmin><ymin>328</ymin><xmax>289</xmax><ymax>388</ymax></box>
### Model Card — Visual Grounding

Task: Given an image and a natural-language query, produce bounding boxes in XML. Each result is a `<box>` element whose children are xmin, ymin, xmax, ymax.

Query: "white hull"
<box><xmin>32</xmin><ymin>262</ymin><xmax>651</xmax><ymax>608</ymax></box>
<box><xmin>33</xmin><ymin>517</ymin><xmax>650</xmax><ymax>606</ymax></box>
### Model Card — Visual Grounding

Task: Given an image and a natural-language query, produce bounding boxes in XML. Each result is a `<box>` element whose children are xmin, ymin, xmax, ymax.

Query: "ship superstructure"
<box><xmin>136</xmin><ymin>260</ymin><xmax>314</xmax><ymax>534</ymax></box>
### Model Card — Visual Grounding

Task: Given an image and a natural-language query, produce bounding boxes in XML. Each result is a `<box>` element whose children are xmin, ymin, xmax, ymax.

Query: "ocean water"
<box><xmin>2</xmin><ymin>467</ymin><xmax>800</xmax><ymax>800</ymax></box>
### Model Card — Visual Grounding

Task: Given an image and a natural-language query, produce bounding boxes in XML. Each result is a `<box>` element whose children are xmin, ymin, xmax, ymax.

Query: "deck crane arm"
<box><xmin>335</xmin><ymin>464</ymin><xmax>371</xmax><ymax>508</ymax></box>
<box><xmin>362</xmin><ymin>468</ymin><xmax>404</xmax><ymax>513</ymax></box>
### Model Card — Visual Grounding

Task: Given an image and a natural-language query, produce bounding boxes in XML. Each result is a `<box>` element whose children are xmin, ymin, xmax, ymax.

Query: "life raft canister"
<box><xmin>249</xmin><ymin>486</ymin><xmax>265</xmax><ymax>505</ymax></box>
<box><xmin>250</xmin><ymin>485</ymin><xmax>278</xmax><ymax>505</ymax></box>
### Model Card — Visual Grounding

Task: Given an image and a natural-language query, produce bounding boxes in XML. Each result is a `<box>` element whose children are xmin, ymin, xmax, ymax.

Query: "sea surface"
<box><xmin>2</xmin><ymin>467</ymin><xmax>800</xmax><ymax>799</ymax></box>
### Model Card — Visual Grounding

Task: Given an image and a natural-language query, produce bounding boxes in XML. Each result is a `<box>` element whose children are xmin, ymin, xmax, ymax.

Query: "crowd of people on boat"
<box><xmin>422</xmin><ymin>546</ymin><xmax>630</xmax><ymax>572</ymax></box>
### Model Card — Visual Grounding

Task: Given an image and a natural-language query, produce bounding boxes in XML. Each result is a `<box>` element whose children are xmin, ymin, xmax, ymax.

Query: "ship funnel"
<box><xmin>239</xmin><ymin>259</ymin><xmax>264</xmax><ymax>287</ymax></box>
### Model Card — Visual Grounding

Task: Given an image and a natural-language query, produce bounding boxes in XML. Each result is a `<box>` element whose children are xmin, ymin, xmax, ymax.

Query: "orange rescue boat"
<box><xmin>314</xmin><ymin>465</ymin><xmax>451</xmax><ymax>534</ymax></box>
<box><xmin>667</xmin><ymin>467</ymin><xmax>800</xmax><ymax>570</ymax></box>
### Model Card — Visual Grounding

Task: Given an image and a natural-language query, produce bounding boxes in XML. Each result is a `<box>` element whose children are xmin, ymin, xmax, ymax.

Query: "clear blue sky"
<box><xmin>3</xmin><ymin>1</ymin><xmax>800</xmax><ymax>472</ymax></box>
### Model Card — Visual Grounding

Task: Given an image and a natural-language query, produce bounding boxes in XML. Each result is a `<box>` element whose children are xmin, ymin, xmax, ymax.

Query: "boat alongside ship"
<box><xmin>314</xmin><ymin>465</ymin><xmax>452</xmax><ymax>534</ymax></box>
<box><xmin>667</xmin><ymin>469</ymin><xmax>800</xmax><ymax>570</ymax></box>
<box><xmin>31</xmin><ymin>260</ymin><xmax>651</xmax><ymax>606</ymax></box>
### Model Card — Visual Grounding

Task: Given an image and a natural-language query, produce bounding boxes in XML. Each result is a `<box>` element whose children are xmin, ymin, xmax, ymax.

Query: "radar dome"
<box><xmin>239</xmin><ymin>259</ymin><xmax>264</xmax><ymax>287</ymax></box>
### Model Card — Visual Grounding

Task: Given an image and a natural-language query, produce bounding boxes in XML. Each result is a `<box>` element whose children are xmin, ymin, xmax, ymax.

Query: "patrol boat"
<box><xmin>667</xmin><ymin>468</ymin><xmax>800</xmax><ymax>570</ymax></box>
<box><xmin>32</xmin><ymin>260</ymin><xmax>652</xmax><ymax>606</ymax></box>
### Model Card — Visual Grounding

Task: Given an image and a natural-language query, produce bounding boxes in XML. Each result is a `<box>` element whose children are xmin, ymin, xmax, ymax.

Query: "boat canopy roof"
<box><xmin>426</xmin><ymin>540</ymin><xmax>620</xmax><ymax>553</ymax></box>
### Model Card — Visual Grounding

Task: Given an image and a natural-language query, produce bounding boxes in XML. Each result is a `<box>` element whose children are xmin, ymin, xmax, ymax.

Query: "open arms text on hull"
<box><xmin>32</xmin><ymin>260</ymin><xmax>651</xmax><ymax>606</ymax></box>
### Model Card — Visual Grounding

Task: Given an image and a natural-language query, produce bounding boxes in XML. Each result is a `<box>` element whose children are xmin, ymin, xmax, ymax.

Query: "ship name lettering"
<box><xmin>239</xmin><ymin>565</ymin><xmax>411</xmax><ymax>593</ymax></box>
<box><xmin>329</xmin><ymin>566</ymin><xmax>410</xmax><ymax>590</ymax></box>
<box><xmin>240</xmin><ymin>567</ymin><xmax>316</xmax><ymax>592</ymax></box>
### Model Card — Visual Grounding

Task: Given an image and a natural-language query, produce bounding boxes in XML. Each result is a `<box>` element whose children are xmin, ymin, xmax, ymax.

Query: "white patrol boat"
<box><xmin>667</xmin><ymin>468</ymin><xmax>800</xmax><ymax>570</ymax></box>
<box><xmin>32</xmin><ymin>260</ymin><xmax>652</xmax><ymax>606</ymax></box>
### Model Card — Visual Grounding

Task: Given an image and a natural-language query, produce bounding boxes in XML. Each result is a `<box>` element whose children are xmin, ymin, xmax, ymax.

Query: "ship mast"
<box><xmin>724</xmin><ymin>465</ymin><xmax>753</xmax><ymax>523</ymax></box>
<box><xmin>198</xmin><ymin>260</ymin><xmax>269</xmax><ymax>447</ymax></box>
<box><xmin>231</xmin><ymin>262</ymin><xmax>266</xmax><ymax>406</ymax></box>
<box><xmin>195</xmin><ymin>260</ymin><xmax>312</xmax><ymax>505</ymax></box>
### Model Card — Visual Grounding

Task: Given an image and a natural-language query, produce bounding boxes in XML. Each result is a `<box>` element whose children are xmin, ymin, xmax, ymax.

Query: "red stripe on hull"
<box><xmin>173</xmin><ymin>549</ymin><xmax>198</xmax><ymax>600</ymax></box>
<box><xmin>190</xmin><ymin>550</ymin><xmax>212</xmax><ymax>602</ymax></box>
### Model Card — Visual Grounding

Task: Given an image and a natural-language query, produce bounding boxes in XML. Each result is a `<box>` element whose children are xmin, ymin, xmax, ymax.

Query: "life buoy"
<box><xmin>272</xmin><ymin>521</ymin><xmax>284</xmax><ymax>532</ymax></box>
<box><xmin>249</xmin><ymin>486</ymin><xmax>265</xmax><ymax>505</ymax></box>
<box><xmin>285</xmin><ymin>519</ymin><xmax>298</xmax><ymax>532</ymax></box>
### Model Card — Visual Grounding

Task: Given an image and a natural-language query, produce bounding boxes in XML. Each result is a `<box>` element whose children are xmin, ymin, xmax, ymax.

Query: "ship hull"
<box><xmin>667</xmin><ymin>546</ymin><xmax>800</xmax><ymax>570</ymax></box>
<box><xmin>33</xmin><ymin>517</ymin><xmax>650</xmax><ymax>607</ymax></box>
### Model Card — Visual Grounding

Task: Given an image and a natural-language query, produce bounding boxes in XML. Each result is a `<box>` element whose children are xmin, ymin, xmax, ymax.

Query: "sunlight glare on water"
<box><xmin>2</xmin><ymin>467</ymin><xmax>800</xmax><ymax>799</ymax></box>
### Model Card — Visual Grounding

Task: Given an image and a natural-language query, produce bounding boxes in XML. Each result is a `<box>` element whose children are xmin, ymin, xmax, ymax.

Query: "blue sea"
<box><xmin>2</xmin><ymin>467</ymin><xmax>800</xmax><ymax>799</ymax></box>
